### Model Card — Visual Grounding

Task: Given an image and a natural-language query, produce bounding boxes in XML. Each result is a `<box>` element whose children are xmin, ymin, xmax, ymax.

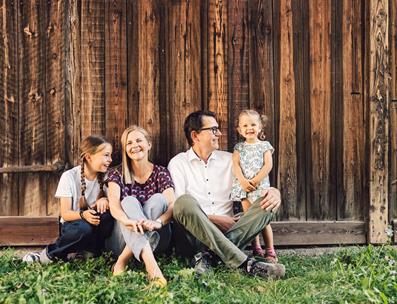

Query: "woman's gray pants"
<box><xmin>106</xmin><ymin>193</ymin><xmax>169</xmax><ymax>261</ymax></box>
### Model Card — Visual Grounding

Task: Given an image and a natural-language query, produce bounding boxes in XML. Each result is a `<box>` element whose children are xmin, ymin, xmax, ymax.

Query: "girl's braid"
<box><xmin>78</xmin><ymin>161</ymin><xmax>89</xmax><ymax>210</ymax></box>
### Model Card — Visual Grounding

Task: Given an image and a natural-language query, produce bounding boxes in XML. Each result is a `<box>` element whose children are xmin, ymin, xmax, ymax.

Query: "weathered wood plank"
<box><xmin>105</xmin><ymin>0</ymin><xmax>127</xmax><ymax>164</ymax></box>
<box><xmin>227</xmin><ymin>0</ymin><xmax>249</xmax><ymax>150</ymax></box>
<box><xmin>17</xmin><ymin>0</ymin><xmax>47</xmax><ymax>216</ymax></box>
<box><xmin>167</xmin><ymin>0</ymin><xmax>201</xmax><ymax>156</ymax></box>
<box><xmin>277</xmin><ymin>0</ymin><xmax>299</xmax><ymax>220</ymax></box>
<box><xmin>393</xmin><ymin>219</ymin><xmax>397</xmax><ymax>244</ymax></box>
<box><xmin>0</xmin><ymin>0</ymin><xmax>19</xmax><ymax>216</ymax></box>
<box><xmin>44</xmin><ymin>0</ymin><xmax>65</xmax><ymax>216</ymax></box>
<box><xmin>0</xmin><ymin>216</ymin><xmax>58</xmax><ymax>246</ymax></box>
<box><xmin>368</xmin><ymin>0</ymin><xmax>389</xmax><ymax>243</ymax></box>
<box><xmin>272</xmin><ymin>221</ymin><xmax>367</xmax><ymax>245</ymax></box>
<box><xmin>136</xmin><ymin>0</ymin><xmax>161</xmax><ymax>160</ymax></box>
<box><xmin>207</xmin><ymin>0</ymin><xmax>228</xmax><ymax>150</ymax></box>
<box><xmin>308</xmin><ymin>0</ymin><xmax>333</xmax><ymax>220</ymax></box>
<box><xmin>64</xmin><ymin>0</ymin><xmax>81</xmax><ymax>165</ymax></box>
<box><xmin>291</xmin><ymin>0</ymin><xmax>310</xmax><ymax>221</ymax></box>
<box><xmin>338</xmin><ymin>0</ymin><xmax>366</xmax><ymax>220</ymax></box>
<box><xmin>389</xmin><ymin>0</ymin><xmax>397</xmax><ymax>220</ymax></box>
<box><xmin>80</xmin><ymin>0</ymin><xmax>105</xmax><ymax>138</ymax></box>
<box><xmin>249</xmin><ymin>0</ymin><xmax>275</xmax><ymax>145</ymax></box>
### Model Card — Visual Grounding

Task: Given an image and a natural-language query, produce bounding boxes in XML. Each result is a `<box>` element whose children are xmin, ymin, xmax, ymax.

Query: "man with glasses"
<box><xmin>168</xmin><ymin>110</ymin><xmax>285</xmax><ymax>279</ymax></box>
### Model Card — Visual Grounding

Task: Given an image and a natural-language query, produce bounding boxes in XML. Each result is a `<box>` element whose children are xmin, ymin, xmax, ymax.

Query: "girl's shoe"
<box><xmin>252</xmin><ymin>245</ymin><xmax>265</xmax><ymax>258</ymax></box>
<box><xmin>265</xmin><ymin>248</ymin><xmax>278</xmax><ymax>263</ymax></box>
<box><xmin>22</xmin><ymin>248</ymin><xmax>52</xmax><ymax>264</ymax></box>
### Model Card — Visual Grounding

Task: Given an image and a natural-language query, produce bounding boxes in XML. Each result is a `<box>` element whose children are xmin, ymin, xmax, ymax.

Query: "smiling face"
<box><xmin>237</xmin><ymin>114</ymin><xmax>261</xmax><ymax>143</ymax></box>
<box><xmin>125</xmin><ymin>130</ymin><xmax>152</xmax><ymax>162</ymax></box>
<box><xmin>193</xmin><ymin>115</ymin><xmax>222</xmax><ymax>153</ymax></box>
<box><xmin>86</xmin><ymin>143</ymin><xmax>113</xmax><ymax>173</ymax></box>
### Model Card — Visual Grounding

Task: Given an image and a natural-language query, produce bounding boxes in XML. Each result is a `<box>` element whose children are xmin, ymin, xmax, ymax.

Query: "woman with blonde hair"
<box><xmin>107</xmin><ymin>125</ymin><xmax>174</xmax><ymax>287</ymax></box>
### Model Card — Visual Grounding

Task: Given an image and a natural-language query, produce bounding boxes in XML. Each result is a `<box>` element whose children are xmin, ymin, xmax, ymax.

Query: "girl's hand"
<box><xmin>93</xmin><ymin>197</ymin><xmax>109</xmax><ymax>214</ymax></box>
<box><xmin>250</xmin><ymin>178</ymin><xmax>259</xmax><ymax>188</ymax></box>
<box><xmin>141</xmin><ymin>219</ymin><xmax>162</xmax><ymax>231</ymax></box>
<box><xmin>241</xmin><ymin>178</ymin><xmax>255</xmax><ymax>192</ymax></box>
<box><xmin>122</xmin><ymin>218</ymin><xmax>144</xmax><ymax>234</ymax></box>
<box><xmin>82</xmin><ymin>209</ymin><xmax>100</xmax><ymax>226</ymax></box>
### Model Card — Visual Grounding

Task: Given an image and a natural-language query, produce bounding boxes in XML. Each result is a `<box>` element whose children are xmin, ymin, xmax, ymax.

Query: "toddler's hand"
<box><xmin>241</xmin><ymin>178</ymin><xmax>255</xmax><ymax>192</ymax></box>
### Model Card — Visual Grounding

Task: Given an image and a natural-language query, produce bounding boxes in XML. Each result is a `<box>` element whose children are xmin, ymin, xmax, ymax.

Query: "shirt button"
<box><xmin>208</xmin><ymin>192</ymin><xmax>210</xmax><ymax>195</ymax></box>
<box><xmin>206</xmin><ymin>179</ymin><xmax>209</xmax><ymax>181</ymax></box>
<box><xmin>212</xmin><ymin>202</ymin><xmax>214</xmax><ymax>205</ymax></box>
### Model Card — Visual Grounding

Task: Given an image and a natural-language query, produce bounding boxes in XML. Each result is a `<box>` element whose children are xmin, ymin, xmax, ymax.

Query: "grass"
<box><xmin>0</xmin><ymin>245</ymin><xmax>396</xmax><ymax>304</ymax></box>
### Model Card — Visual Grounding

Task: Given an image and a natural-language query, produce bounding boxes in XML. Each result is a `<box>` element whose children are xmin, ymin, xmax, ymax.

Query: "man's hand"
<box><xmin>208</xmin><ymin>215</ymin><xmax>237</xmax><ymax>232</ymax></box>
<box><xmin>259</xmin><ymin>188</ymin><xmax>281</xmax><ymax>212</ymax></box>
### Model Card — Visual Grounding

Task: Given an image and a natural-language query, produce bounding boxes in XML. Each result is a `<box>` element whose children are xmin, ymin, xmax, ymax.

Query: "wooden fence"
<box><xmin>0</xmin><ymin>0</ymin><xmax>396</xmax><ymax>246</ymax></box>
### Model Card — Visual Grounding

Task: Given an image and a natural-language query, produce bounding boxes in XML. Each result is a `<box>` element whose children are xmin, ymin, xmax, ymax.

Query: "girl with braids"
<box><xmin>107</xmin><ymin>125</ymin><xmax>175</xmax><ymax>287</ymax></box>
<box><xmin>23</xmin><ymin>135</ymin><xmax>114</xmax><ymax>263</ymax></box>
<box><xmin>231</xmin><ymin>109</ymin><xmax>278</xmax><ymax>263</ymax></box>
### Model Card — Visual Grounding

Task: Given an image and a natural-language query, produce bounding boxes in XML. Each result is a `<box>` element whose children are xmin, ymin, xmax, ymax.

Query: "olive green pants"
<box><xmin>173</xmin><ymin>194</ymin><xmax>275</xmax><ymax>268</ymax></box>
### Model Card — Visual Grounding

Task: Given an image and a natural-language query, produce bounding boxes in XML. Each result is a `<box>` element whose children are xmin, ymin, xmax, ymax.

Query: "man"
<box><xmin>168</xmin><ymin>110</ymin><xmax>285</xmax><ymax>279</ymax></box>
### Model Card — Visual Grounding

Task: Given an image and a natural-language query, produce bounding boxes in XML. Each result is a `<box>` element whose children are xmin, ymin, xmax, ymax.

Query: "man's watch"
<box><xmin>155</xmin><ymin>218</ymin><xmax>163</xmax><ymax>227</ymax></box>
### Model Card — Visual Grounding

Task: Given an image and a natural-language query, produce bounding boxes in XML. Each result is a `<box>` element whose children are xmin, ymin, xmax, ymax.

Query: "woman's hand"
<box><xmin>241</xmin><ymin>178</ymin><xmax>256</xmax><ymax>192</ymax></box>
<box><xmin>141</xmin><ymin>219</ymin><xmax>162</xmax><ymax>231</ymax></box>
<box><xmin>82</xmin><ymin>209</ymin><xmax>100</xmax><ymax>226</ymax></box>
<box><xmin>93</xmin><ymin>197</ymin><xmax>109</xmax><ymax>214</ymax></box>
<box><xmin>121</xmin><ymin>218</ymin><xmax>144</xmax><ymax>234</ymax></box>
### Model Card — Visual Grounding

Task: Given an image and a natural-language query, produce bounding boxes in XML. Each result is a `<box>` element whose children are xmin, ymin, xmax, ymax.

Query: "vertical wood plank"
<box><xmin>64</xmin><ymin>0</ymin><xmax>81</xmax><ymax>165</ymax></box>
<box><xmin>0</xmin><ymin>0</ymin><xmax>19</xmax><ymax>216</ymax></box>
<box><xmin>81</xmin><ymin>0</ymin><xmax>105</xmax><ymax>138</ymax></box>
<box><xmin>207</xmin><ymin>0</ymin><xmax>228</xmax><ymax>150</ymax></box>
<box><xmin>308</xmin><ymin>0</ymin><xmax>333</xmax><ymax>220</ymax></box>
<box><xmin>227</xmin><ymin>0</ymin><xmax>249</xmax><ymax>150</ymax></box>
<box><xmin>18</xmin><ymin>0</ymin><xmax>47</xmax><ymax>216</ymax></box>
<box><xmin>126</xmin><ymin>0</ymin><xmax>139</xmax><ymax>127</ymax></box>
<box><xmin>338</xmin><ymin>0</ymin><xmax>366</xmax><ymax>220</ymax></box>
<box><xmin>277</xmin><ymin>0</ymin><xmax>299</xmax><ymax>220</ymax></box>
<box><xmin>249</xmin><ymin>0</ymin><xmax>275</xmax><ymax>145</ymax></box>
<box><xmin>369</xmin><ymin>0</ymin><xmax>389</xmax><ymax>243</ymax></box>
<box><xmin>105</xmin><ymin>0</ymin><xmax>127</xmax><ymax>164</ymax></box>
<box><xmin>44</xmin><ymin>0</ymin><xmax>66</xmax><ymax>216</ymax></box>
<box><xmin>167</xmin><ymin>0</ymin><xmax>201</xmax><ymax>156</ymax></box>
<box><xmin>136</xmin><ymin>0</ymin><xmax>161</xmax><ymax>161</ymax></box>
<box><xmin>389</xmin><ymin>0</ymin><xmax>397</xmax><ymax>220</ymax></box>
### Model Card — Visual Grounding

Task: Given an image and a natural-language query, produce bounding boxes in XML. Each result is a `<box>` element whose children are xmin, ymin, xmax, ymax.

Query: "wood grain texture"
<box><xmin>0</xmin><ymin>216</ymin><xmax>58</xmax><ymax>246</ymax></box>
<box><xmin>368</xmin><ymin>0</ymin><xmax>389</xmax><ymax>243</ymax></box>
<box><xmin>272</xmin><ymin>221</ymin><xmax>366</xmax><ymax>245</ymax></box>
<box><xmin>105</xmin><ymin>0</ymin><xmax>127</xmax><ymax>165</ymax></box>
<box><xmin>17</xmin><ymin>0</ymin><xmax>47</xmax><ymax>216</ymax></box>
<box><xmin>339</xmin><ymin>0</ymin><xmax>366</xmax><ymax>220</ymax></box>
<box><xmin>207</xmin><ymin>0</ymin><xmax>228</xmax><ymax>150</ymax></box>
<box><xmin>80</xmin><ymin>0</ymin><xmax>105</xmax><ymax>138</ymax></box>
<box><xmin>249</xmin><ymin>0</ymin><xmax>275</xmax><ymax>145</ymax></box>
<box><xmin>227</xmin><ymin>0</ymin><xmax>249</xmax><ymax>150</ymax></box>
<box><xmin>167</xmin><ymin>0</ymin><xmax>201</xmax><ymax>157</ymax></box>
<box><xmin>0</xmin><ymin>0</ymin><xmax>19</xmax><ymax>216</ymax></box>
<box><xmin>44</xmin><ymin>0</ymin><xmax>65</xmax><ymax>216</ymax></box>
<box><xmin>389</xmin><ymin>0</ymin><xmax>397</xmax><ymax>220</ymax></box>
<box><xmin>308</xmin><ymin>0</ymin><xmax>333</xmax><ymax>220</ymax></box>
<box><xmin>277</xmin><ymin>0</ymin><xmax>299</xmax><ymax>220</ymax></box>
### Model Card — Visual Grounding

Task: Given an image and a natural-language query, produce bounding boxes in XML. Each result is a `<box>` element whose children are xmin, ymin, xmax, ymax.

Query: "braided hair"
<box><xmin>78</xmin><ymin>135</ymin><xmax>110</xmax><ymax>210</ymax></box>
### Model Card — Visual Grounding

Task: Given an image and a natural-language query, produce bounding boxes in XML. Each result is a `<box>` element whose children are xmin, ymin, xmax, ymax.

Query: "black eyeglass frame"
<box><xmin>198</xmin><ymin>126</ymin><xmax>220</xmax><ymax>135</ymax></box>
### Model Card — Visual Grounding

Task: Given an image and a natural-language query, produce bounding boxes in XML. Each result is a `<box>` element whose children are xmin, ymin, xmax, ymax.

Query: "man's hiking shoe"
<box><xmin>192</xmin><ymin>251</ymin><xmax>218</xmax><ymax>276</ymax></box>
<box><xmin>245</xmin><ymin>258</ymin><xmax>285</xmax><ymax>279</ymax></box>
<box><xmin>22</xmin><ymin>249</ymin><xmax>52</xmax><ymax>264</ymax></box>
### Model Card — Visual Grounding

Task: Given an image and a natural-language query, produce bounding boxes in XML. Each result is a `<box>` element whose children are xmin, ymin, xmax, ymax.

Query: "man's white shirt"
<box><xmin>168</xmin><ymin>147</ymin><xmax>234</xmax><ymax>216</ymax></box>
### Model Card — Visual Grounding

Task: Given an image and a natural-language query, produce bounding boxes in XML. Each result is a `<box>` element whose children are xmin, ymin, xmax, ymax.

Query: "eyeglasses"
<box><xmin>199</xmin><ymin>126</ymin><xmax>220</xmax><ymax>135</ymax></box>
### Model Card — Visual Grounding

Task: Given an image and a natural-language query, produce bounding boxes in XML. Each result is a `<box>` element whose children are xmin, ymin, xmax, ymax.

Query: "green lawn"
<box><xmin>0</xmin><ymin>245</ymin><xmax>396</xmax><ymax>304</ymax></box>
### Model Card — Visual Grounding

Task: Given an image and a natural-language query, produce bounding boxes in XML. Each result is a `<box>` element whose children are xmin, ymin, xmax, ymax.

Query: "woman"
<box><xmin>107</xmin><ymin>125</ymin><xmax>174</xmax><ymax>287</ymax></box>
